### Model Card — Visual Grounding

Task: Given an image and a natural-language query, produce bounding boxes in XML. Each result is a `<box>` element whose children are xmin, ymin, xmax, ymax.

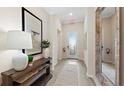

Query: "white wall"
<box><xmin>0</xmin><ymin>7</ymin><xmax>22</xmax><ymax>85</ymax></box>
<box><xmin>0</xmin><ymin>7</ymin><xmax>50</xmax><ymax>85</ymax></box>
<box><xmin>83</xmin><ymin>17</ymin><xmax>88</xmax><ymax>68</ymax></box>
<box><xmin>62</xmin><ymin>22</ymin><xmax>84</xmax><ymax>60</ymax></box>
<box><xmin>84</xmin><ymin>8</ymin><xmax>96</xmax><ymax>78</ymax></box>
<box><xmin>102</xmin><ymin>18</ymin><xmax>113</xmax><ymax>62</ymax></box>
<box><xmin>111</xmin><ymin>14</ymin><xmax>116</xmax><ymax>64</ymax></box>
<box><xmin>102</xmin><ymin>14</ymin><xmax>116</xmax><ymax>63</ymax></box>
<box><xmin>25</xmin><ymin>7</ymin><xmax>50</xmax><ymax>40</ymax></box>
<box><xmin>57</xmin><ymin>29</ymin><xmax>63</xmax><ymax>60</ymax></box>
<box><xmin>49</xmin><ymin>15</ymin><xmax>62</xmax><ymax>70</ymax></box>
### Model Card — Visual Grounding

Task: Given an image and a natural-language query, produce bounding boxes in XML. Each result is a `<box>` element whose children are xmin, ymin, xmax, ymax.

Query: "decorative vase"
<box><xmin>29</xmin><ymin>62</ymin><xmax>33</xmax><ymax>67</ymax></box>
<box><xmin>12</xmin><ymin>52</ymin><xmax>28</xmax><ymax>71</ymax></box>
<box><xmin>28</xmin><ymin>55</ymin><xmax>33</xmax><ymax>67</ymax></box>
<box><xmin>43</xmin><ymin>48</ymin><xmax>49</xmax><ymax>58</ymax></box>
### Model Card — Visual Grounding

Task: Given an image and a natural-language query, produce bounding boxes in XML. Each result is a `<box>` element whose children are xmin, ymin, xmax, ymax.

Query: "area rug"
<box><xmin>53</xmin><ymin>61</ymin><xmax>79</xmax><ymax>86</ymax></box>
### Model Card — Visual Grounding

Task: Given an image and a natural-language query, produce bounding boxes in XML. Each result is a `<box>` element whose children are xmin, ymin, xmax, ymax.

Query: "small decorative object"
<box><xmin>28</xmin><ymin>55</ymin><xmax>34</xmax><ymax>66</ymax></box>
<box><xmin>41</xmin><ymin>40</ymin><xmax>50</xmax><ymax>58</ymax></box>
<box><xmin>7</xmin><ymin>31</ymin><xmax>32</xmax><ymax>71</ymax></box>
<box><xmin>106</xmin><ymin>48</ymin><xmax>110</xmax><ymax>54</ymax></box>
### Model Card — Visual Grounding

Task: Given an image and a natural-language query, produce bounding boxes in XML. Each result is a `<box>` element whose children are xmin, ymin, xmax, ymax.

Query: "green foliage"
<box><xmin>41</xmin><ymin>40</ymin><xmax>50</xmax><ymax>49</ymax></box>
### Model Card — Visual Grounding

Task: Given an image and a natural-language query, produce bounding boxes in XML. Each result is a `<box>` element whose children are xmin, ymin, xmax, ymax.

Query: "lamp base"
<box><xmin>12</xmin><ymin>52</ymin><xmax>28</xmax><ymax>71</ymax></box>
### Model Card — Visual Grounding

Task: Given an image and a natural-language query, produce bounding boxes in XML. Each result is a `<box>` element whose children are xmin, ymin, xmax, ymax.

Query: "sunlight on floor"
<box><xmin>68</xmin><ymin>61</ymin><xmax>77</xmax><ymax>65</ymax></box>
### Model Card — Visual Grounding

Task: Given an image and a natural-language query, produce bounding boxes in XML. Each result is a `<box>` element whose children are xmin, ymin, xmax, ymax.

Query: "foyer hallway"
<box><xmin>47</xmin><ymin>59</ymin><xmax>95</xmax><ymax>86</ymax></box>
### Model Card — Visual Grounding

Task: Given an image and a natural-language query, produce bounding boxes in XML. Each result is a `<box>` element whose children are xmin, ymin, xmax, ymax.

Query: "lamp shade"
<box><xmin>0</xmin><ymin>28</ymin><xmax>7</xmax><ymax>50</ymax></box>
<box><xmin>7</xmin><ymin>31</ymin><xmax>32</xmax><ymax>49</ymax></box>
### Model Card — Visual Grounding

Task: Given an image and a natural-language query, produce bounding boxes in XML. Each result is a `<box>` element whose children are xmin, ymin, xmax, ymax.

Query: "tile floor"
<box><xmin>47</xmin><ymin>59</ymin><xmax>95</xmax><ymax>86</ymax></box>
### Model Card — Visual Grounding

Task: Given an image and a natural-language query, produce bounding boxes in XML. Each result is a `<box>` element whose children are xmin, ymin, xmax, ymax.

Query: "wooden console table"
<box><xmin>1</xmin><ymin>57</ymin><xmax>52</xmax><ymax>86</ymax></box>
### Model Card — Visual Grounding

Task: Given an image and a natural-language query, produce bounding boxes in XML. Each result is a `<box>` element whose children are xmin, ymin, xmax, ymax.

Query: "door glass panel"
<box><xmin>68</xmin><ymin>32</ymin><xmax>77</xmax><ymax>56</ymax></box>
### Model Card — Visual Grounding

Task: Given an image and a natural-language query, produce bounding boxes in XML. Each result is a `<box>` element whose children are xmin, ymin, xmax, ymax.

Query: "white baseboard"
<box><xmin>87</xmin><ymin>73</ymin><xmax>93</xmax><ymax>78</ymax></box>
<box><xmin>86</xmin><ymin>73</ymin><xmax>102</xmax><ymax>86</ymax></box>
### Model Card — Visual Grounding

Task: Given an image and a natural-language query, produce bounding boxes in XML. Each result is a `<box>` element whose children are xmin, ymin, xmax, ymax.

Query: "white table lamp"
<box><xmin>7</xmin><ymin>31</ymin><xmax>32</xmax><ymax>71</ymax></box>
<box><xmin>0</xmin><ymin>28</ymin><xmax>7</xmax><ymax>50</ymax></box>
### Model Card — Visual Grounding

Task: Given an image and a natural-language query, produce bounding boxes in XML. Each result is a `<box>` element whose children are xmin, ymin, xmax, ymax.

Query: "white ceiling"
<box><xmin>43</xmin><ymin>7</ymin><xmax>87</xmax><ymax>24</ymax></box>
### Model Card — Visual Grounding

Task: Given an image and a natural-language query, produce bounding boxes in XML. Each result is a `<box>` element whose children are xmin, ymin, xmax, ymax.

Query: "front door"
<box><xmin>67</xmin><ymin>31</ymin><xmax>77</xmax><ymax>58</ymax></box>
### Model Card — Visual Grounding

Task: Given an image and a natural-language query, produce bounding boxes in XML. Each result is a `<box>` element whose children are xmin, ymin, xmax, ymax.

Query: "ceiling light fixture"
<box><xmin>69</xmin><ymin>13</ymin><xmax>72</xmax><ymax>16</ymax></box>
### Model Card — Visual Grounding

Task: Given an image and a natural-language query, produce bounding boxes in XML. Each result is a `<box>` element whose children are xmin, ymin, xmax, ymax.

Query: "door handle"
<box><xmin>67</xmin><ymin>46</ymin><xmax>69</xmax><ymax>49</ymax></box>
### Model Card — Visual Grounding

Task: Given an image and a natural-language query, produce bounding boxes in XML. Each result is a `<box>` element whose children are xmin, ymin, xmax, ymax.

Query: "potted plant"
<box><xmin>41</xmin><ymin>40</ymin><xmax>50</xmax><ymax>58</ymax></box>
<box><xmin>28</xmin><ymin>55</ymin><xmax>34</xmax><ymax>66</ymax></box>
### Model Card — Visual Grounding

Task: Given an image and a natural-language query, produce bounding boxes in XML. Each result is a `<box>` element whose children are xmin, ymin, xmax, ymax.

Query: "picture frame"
<box><xmin>22</xmin><ymin>7</ymin><xmax>43</xmax><ymax>55</ymax></box>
